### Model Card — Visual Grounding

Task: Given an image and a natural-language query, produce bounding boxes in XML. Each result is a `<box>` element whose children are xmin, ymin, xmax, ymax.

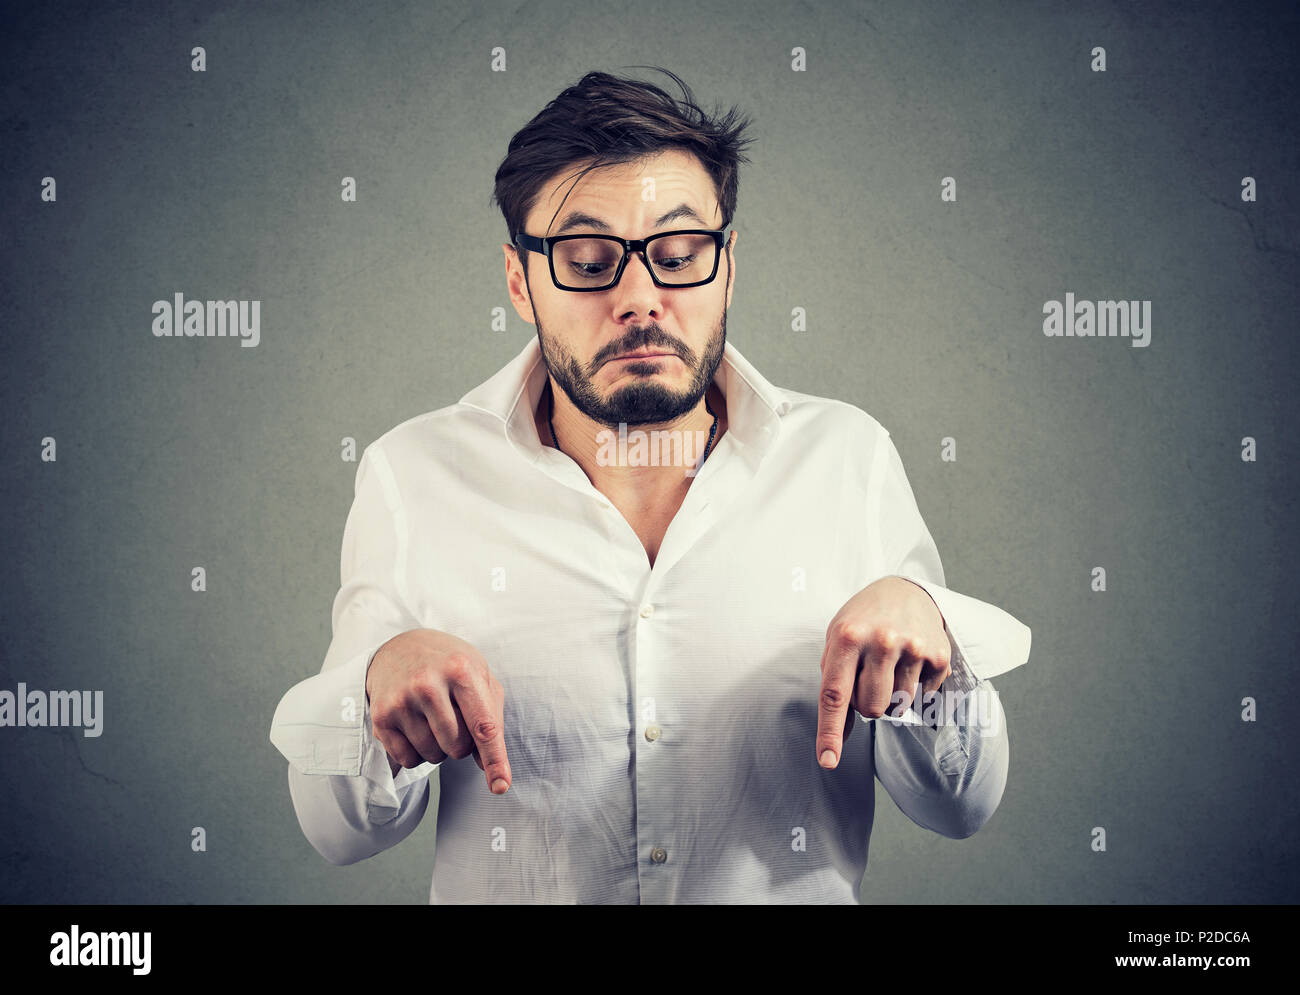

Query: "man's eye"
<box><xmin>654</xmin><ymin>254</ymin><xmax>694</xmax><ymax>271</ymax></box>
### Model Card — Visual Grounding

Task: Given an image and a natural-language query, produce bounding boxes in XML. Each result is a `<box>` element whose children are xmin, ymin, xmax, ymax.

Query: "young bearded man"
<box><xmin>270</xmin><ymin>67</ymin><xmax>1032</xmax><ymax>904</ymax></box>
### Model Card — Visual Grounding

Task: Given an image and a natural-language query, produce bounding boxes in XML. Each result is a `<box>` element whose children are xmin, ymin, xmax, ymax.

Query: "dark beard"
<box><xmin>537</xmin><ymin>310</ymin><xmax>727</xmax><ymax>429</ymax></box>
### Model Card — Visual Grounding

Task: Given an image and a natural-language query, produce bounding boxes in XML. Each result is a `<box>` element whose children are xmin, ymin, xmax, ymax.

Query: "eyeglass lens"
<box><xmin>552</xmin><ymin>233</ymin><xmax>718</xmax><ymax>289</ymax></box>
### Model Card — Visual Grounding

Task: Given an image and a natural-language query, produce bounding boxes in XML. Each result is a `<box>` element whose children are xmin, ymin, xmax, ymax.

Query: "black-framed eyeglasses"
<box><xmin>513</xmin><ymin>227</ymin><xmax>732</xmax><ymax>292</ymax></box>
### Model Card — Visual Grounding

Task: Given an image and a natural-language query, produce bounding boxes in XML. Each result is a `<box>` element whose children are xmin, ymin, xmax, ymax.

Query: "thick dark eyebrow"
<box><xmin>552</xmin><ymin>202</ymin><xmax>711</xmax><ymax>236</ymax></box>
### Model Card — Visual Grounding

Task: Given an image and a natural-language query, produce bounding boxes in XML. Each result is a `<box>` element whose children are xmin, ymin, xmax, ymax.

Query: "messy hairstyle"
<box><xmin>490</xmin><ymin>66</ymin><xmax>755</xmax><ymax>245</ymax></box>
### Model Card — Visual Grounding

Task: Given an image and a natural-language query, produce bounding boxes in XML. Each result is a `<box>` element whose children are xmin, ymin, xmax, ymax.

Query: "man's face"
<box><xmin>504</xmin><ymin>148</ymin><xmax>738</xmax><ymax>428</ymax></box>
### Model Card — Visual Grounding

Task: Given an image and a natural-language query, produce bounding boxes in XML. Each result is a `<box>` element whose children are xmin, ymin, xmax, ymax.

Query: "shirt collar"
<box><xmin>458</xmin><ymin>336</ymin><xmax>793</xmax><ymax>465</ymax></box>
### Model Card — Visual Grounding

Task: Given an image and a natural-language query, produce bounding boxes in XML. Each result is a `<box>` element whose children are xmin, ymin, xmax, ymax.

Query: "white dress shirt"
<box><xmin>269</xmin><ymin>336</ymin><xmax>1032</xmax><ymax>904</ymax></box>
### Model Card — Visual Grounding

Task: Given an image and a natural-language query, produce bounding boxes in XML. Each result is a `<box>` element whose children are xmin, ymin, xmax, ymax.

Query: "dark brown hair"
<box><xmin>490</xmin><ymin>66</ymin><xmax>755</xmax><ymax>244</ymax></box>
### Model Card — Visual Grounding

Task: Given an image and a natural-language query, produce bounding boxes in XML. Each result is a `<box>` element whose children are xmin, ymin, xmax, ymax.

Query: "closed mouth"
<box><xmin>611</xmin><ymin>351</ymin><xmax>676</xmax><ymax>361</ymax></box>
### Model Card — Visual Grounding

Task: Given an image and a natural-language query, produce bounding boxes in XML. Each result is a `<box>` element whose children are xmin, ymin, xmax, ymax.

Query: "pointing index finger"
<box><xmin>448</xmin><ymin>667</ymin><xmax>512</xmax><ymax>794</ymax></box>
<box><xmin>817</xmin><ymin>625</ymin><xmax>861</xmax><ymax>769</ymax></box>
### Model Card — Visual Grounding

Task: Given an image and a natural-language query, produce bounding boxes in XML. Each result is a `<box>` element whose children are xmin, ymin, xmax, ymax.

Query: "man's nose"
<box><xmin>614</xmin><ymin>252</ymin><xmax>664</xmax><ymax>303</ymax></box>
<box><xmin>623</xmin><ymin>249</ymin><xmax>654</xmax><ymax>281</ymax></box>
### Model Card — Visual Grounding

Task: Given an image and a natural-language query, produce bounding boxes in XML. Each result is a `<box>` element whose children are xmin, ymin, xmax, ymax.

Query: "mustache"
<box><xmin>594</xmin><ymin>328</ymin><xmax>691</xmax><ymax>368</ymax></box>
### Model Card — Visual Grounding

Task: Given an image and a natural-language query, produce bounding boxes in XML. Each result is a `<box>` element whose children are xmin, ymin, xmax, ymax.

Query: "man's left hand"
<box><xmin>815</xmin><ymin>576</ymin><xmax>951</xmax><ymax>769</ymax></box>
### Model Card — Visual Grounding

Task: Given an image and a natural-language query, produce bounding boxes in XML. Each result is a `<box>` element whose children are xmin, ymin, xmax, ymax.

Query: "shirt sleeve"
<box><xmin>269</xmin><ymin>442</ymin><xmax>440</xmax><ymax>865</ymax></box>
<box><xmin>865</xmin><ymin>427</ymin><xmax>1032</xmax><ymax>839</ymax></box>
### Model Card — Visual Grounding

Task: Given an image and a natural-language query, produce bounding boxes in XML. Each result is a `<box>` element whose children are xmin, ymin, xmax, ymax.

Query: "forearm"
<box><xmin>271</xmin><ymin>637</ymin><xmax>439</xmax><ymax>864</ymax></box>
<box><xmin>872</xmin><ymin>680</ymin><xmax>1009</xmax><ymax>839</ymax></box>
<box><xmin>285</xmin><ymin>748</ymin><xmax>435</xmax><ymax>866</ymax></box>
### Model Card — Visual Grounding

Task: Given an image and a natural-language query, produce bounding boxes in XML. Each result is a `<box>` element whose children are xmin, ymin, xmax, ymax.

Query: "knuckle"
<box><xmin>441</xmin><ymin>652</ymin><xmax>474</xmax><ymax>684</ymax></box>
<box><xmin>409</xmin><ymin>671</ymin><xmax>441</xmax><ymax>703</ymax></box>
<box><xmin>820</xmin><ymin>685</ymin><xmax>847</xmax><ymax>710</ymax></box>
<box><xmin>874</xmin><ymin>627</ymin><xmax>901</xmax><ymax>653</ymax></box>
<box><xmin>830</xmin><ymin>620</ymin><xmax>869</xmax><ymax>647</ymax></box>
<box><xmin>471</xmin><ymin>716</ymin><xmax>501</xmax><ymax>743</ymax></box>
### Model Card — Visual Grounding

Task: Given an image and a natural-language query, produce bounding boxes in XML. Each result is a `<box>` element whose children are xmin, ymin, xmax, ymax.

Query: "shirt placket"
<box><xmin>617</xmin><ymin>439</ymin><xmax>751</xmax><ymax>903</ymax></box>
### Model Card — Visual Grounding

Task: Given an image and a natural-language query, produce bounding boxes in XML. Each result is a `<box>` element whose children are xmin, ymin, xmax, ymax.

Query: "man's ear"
<box><xmin>504</xmin><ymin>244</ymin><xmax>536</xmax><ymax>325</ymax></box>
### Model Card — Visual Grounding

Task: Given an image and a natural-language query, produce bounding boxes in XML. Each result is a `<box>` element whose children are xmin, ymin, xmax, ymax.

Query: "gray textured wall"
<box><xmin>1</xmin><ymin>0</ymin><xmax>1297</xmax><ymax>904</ymax></box>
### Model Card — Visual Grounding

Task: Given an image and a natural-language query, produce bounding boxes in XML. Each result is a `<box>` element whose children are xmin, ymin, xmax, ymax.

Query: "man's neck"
<box><xmin>538</xmin><ymin>380</ymin><xmax>728</xmax><ymax>510</ymax></box>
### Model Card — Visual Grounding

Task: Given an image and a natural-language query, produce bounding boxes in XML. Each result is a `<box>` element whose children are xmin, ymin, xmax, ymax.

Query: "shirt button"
<box><xmin>650</xmin><ymin>846</ymin><xmax>668</xmax><ymax>863</ymax></box>
<box><xmin>639</xmin><ymin>604</ymin><xmax>655</xmax><ymax>619</ymax></box>
<box><xmin>645</xmin><ymin>724</ymin><xmax>661</xmax><ymax>742</ymax></box>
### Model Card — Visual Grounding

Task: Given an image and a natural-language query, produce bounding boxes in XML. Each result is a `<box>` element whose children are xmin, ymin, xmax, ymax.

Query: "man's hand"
<box><xmin>365</xmin><ymin>628</ymin><xmax>512</xmax><ymax>794</ymax></box>
<box><xmin>816</xmin><ymin>576</ymin><xmax>951</xmax><ymax>769</ymax></box>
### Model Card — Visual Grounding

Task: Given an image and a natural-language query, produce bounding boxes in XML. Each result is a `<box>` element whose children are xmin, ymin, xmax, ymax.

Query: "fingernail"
<box><xmin>491</xmin><ymin>778</ymin><xmax>508</xmax><ymax>793</ymax></box>
<box><xmin>820</xmin><ymin>749</ymin><xmax>836</xmax><ymax>768</ymax></box>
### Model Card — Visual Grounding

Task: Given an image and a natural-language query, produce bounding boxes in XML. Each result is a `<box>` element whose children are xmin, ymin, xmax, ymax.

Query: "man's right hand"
<box><xmin>365</xmin><ymin>629</ymin><xmax>511</xmax><ymax>795</ymax></box>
